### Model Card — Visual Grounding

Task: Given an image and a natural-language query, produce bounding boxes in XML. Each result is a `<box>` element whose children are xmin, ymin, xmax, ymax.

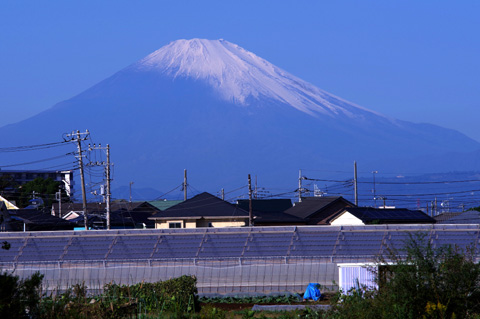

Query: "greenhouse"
<box><xmin>0</xmin><ymin>224</ymin><xmax>478</xmax><ymax>296</ymax></box>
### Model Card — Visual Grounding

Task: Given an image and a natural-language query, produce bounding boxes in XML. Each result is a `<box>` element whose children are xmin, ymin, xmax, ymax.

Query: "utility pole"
<box><xmin>70</xmin><ymin>130</ymin><xmax>90</xmax><ymax>230</ymax></box>
<box><xmin>65</xmin><ymin>130</ymin><xmax>90</xmax><ymax>229</ymax></box>
<box><xmin>129</xmin><ymin>182</ymin><xmax>134</xmax><ymax>203</ymax></box>
<box><xmin>77</xmin><ymin>131</ymin><xmax>88</xmax><ymax>230</ymax></box>
<box><xmin>183</xmin><ymin>169</ymin><xmax>187</xmax><ymax>201</ymax></box>
<box><xmin>298</xmin><ymin>169</ymin><xmax>303</xmax><ymax>203</ymax></box>
<box><xmin>221</xmin><ymin>188</ymin><xmax>225</xmax><ymax>201</ymax></box>
<box><xmin>372</xmin><ymin>170</ymin><xmax>378</xmax><ymax>208</ymax></box>
<box><xmin>55</xmin><ymin>187</ymin><xmax>62</xmax><ymax>218</ymax></box>
<box><xmin>248</xmin><ymin>174</ymin><xmax>253</xmax><ymax>227</ymax></box>
<box><xmin>105</xmin><ymin>144</ymin><xmax>111</xmax><ymax>230</ymax></box>
<box><xmin>87</xmin><ymin>143</ymin><xmax>113</xmax><ymax>230</ymax></box>
<box><xmin>354</xmin><ymin>161</ymin><xmax>358</xmax><ymax>206</ymax></box>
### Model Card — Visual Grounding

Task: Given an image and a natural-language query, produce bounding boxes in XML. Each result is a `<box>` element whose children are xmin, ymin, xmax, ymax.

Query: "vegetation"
<box><xmin>198</xmin><ymin>294</ymin><xmax>302</xmax><ymax>305</ymax></box>
<box><xmin>40</xmin><ymin>275</ymin><xmax>198</xmax><ymax>318</ymax></box>
<box><xmin>18</xmin><ymin>177</ymin><xmax>66</xmax><ymax>208</ymax></box>
<box><xmin>0</xmin><ymin>174</ymin><xmax>17</xmax><ymax>196</ymax></box>
<box><xmin>0</xmin><ymin>176</ymin><xmax>72</xmax><ymax>209</ymax></box>
<box><xmin>2</xmin><ymin>235</ymin><xmax>480</xmax><ymax>318</ymax></box>
<box><xmin>322</xmin><ymin>234</ymin><xmax>480</xmax><ymax>319</ymax></box>
<box><xmin>0</xmin><ymin>271</ymin><xmax>44</xmax><ymax>319</ymax></box>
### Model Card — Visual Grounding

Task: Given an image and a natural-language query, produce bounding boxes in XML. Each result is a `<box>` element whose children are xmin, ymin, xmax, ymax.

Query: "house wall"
<box><xmin>185</xmin><ymin>221</ymin><xmax>196</xmax><ymax>228</ymax></box>
<box><xmin>155</xmin><ymin>220</ymin><xmax>184</xmax><ymax>229</ymax></box>
<box><xmin>196</xmin><ymin>219</ymin><xmax>247</xmax><ymax>228</ymax></box>
<box><xmin>330</xmin><ymin>212</ymin><xmax>365</xmax><ymax>226</ymax></box>
<box><xmin>308</xmin><ymin>200</ymin><xmax>354</xmax><ymax>225</ymax></box>
<box><xmin>155</xmin><ymin>219</ymin><xmax>247</xmax><ymax>229</ymax></box>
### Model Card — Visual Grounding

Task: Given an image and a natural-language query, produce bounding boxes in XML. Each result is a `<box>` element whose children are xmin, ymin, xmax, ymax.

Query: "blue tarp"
<box><xmin>303</xmin><ymin>283</ymin><xmax>321</xmax><ymax>301</ymax></box>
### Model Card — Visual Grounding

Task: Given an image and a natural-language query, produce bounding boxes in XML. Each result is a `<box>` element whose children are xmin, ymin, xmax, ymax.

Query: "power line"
<box><xmin>0</xmin><ymin>140</ymin><xmax>69</xmax><ymax>152</ymax></box>
<box><xmin>0</xmin><ymin>154</ymin><xmax>70</xmax><ymax>168</ymax></box>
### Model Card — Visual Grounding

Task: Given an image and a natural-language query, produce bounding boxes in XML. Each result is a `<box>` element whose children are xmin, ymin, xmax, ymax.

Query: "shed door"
<box><xmin>339</xmin><ymin>265</ymin><xmax>377</xmax><ymax>293</ymax></box>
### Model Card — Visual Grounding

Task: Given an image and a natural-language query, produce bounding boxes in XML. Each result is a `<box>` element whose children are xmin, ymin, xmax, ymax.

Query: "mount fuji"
<box><xmin>1</xmin><ymin>39</ymin><xmax>479</xmax><ymax>197</ymax></box>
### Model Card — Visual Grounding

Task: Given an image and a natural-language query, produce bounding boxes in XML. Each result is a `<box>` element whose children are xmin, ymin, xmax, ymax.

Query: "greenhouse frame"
<box><xmin>0</xmin><ymin>224</ymin><xmax>478</xmax><ymax>296</ymax></box>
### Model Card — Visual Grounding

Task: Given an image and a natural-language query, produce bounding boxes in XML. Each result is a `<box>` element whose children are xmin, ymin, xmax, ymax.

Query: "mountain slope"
<box><xmin>1</xmin><ymin>39</ymin><xmax>479</xmax><ymax>194</ymax></box>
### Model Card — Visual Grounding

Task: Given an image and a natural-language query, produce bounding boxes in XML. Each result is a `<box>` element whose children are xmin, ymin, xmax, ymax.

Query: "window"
<box><xmin>168</xmin><ymin>222</ymin><xmax>182</xmax><ymax>229</ymax></box>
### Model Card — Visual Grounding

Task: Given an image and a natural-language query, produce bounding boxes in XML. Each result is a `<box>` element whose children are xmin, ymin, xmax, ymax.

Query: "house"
<box><xmin>0</xmin><ymin>195</ymin><xmax>18</xmax><ymax>210</ymax></box>
<box><xmin>236</xmin><ymin>199</ymin><xmax>305</xmax><ymax>226</ymax></box>
<box><xmin>52</xmin><ymin>201</ymin><xmax>160</xmax><ymax>229</ymax></box>
<box><xmin>284</xmin><ymin>196</ymin><xmax>355</xmax><ymax>225</ymax></box>
<box><xmin>435</xmin><ymin>210</ymin><xmax>480</xmax><ymax>224</ymax></box>
<box><xmin>149</xmin><ymin>192</ymin><xmax>249</xmax><ymax>228</ymax></box>
<box><xmin>330</xmin><ymin>207</ymin><xmax>436</xmax><ymax>225</ymax></box>
<box><xmin>0</xmin><ymin>203</ymin><xmax>74</xmax><ymax>231</ymax></box>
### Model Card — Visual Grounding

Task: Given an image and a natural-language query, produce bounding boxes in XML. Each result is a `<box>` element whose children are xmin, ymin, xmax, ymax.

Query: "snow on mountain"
<box><xmin>1</xmin><ymin>38</ymin><xmax>480</xmax><ymax>195</ymax></box>
<box><xmin>132</xmin><ymin>38</ymin><xmax>386</xmax><ymax>120</ymax></box>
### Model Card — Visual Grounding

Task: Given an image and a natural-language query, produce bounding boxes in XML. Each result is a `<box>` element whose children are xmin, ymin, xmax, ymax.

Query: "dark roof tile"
<box><xmin>150</xmin><ymin>192</ymin><xmax>248</xmax><ymax>219</ymax></box>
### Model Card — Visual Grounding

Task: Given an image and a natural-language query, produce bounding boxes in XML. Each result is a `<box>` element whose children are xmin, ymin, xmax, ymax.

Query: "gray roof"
<box><xmin>437</xmin><ymin>210</ymin><xmax>480</xmax><ymax>224</ymax></box>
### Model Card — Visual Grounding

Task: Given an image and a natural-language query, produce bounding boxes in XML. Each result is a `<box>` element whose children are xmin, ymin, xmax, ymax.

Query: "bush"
<box><xmin>103</xmin><ymin>275</ymin><xmax>198</xmax><ymax>315</ymax></box>
<box><xmin>38</xmin><ymin>275</ymin><xmax>198</xmax><ymax>318</ymax></box>
<box><xmin>326</xmin><ymin>234</ymin><xmax>480</xmax><ymax>319</ymax></box>
<box><xmin>0</xmin><ymin>271</ymin><xmax>44</xmax><ymax>319</ymax></box>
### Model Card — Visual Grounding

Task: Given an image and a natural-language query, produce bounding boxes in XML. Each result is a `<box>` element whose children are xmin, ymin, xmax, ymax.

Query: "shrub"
<box><xmin>325</xmin><ymin>234</ymin><xmax>480</xmax><ymax>319</ymax></box>
<box><xmin>103</xmin><ymin>275</ymin><xmax>198</xmax><ymax>315</ymax></box>
<box><xmin>0</xmin><ymin>271</ymin><xmax>44</xmax><ymax>319</ymax></box>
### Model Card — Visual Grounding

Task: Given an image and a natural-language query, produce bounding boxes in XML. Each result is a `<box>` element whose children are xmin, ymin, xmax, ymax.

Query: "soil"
<box><xmin>200</xmin><ymin>293</ymin><xmax>333</xmax><ymax>311</ymax></box>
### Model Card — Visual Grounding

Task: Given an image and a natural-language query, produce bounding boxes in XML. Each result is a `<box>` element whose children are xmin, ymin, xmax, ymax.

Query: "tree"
<box><xmin>18</xmin><ymin>177</ymin><xmax>67</xmax><ymax>208</ymax></box>
<box><xmin>328</xmin><ymin>234</ymin><xmax>480</xmax><ymax>319</ymax></box>
<box><xmin>375</xmin><ymin>234</ymin><xmax>480</xmax><ymax>318</ymax></box>
<box><xmin>0</xmin><ymin>175</ymin><xmax>17</xmax><ymax>196</ymax></box>
<box><xmin>0</xmin><ymin>272</ymin><xmax>44</xmax><ymax>319</ymax></box>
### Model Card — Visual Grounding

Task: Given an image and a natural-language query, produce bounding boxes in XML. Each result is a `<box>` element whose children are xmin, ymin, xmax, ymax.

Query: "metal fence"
<box><xmin>0</xmin><ymin>256</ymin><xmax>375</xmax><ymax>296</ymax></box>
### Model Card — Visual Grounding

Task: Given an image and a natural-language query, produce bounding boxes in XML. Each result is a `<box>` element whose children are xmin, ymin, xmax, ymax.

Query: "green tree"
<box><xmin>375</xmin><ymin>235</ymin><xmax>480</xmax><ymax>318</ymax></box>
<box><xmin>0</xmin><ymin>272</ymin><xmax>44</xmax><ymax>319</ymax></box>
<box><xmin>18</xmin><ymin>177</ymin><xmax>64</xmax><ymax>208</ymax></box>
<box><xmin>0</xmin><ymin>175</ymin><xmax>17</xmax><ymax>196</ymax></box>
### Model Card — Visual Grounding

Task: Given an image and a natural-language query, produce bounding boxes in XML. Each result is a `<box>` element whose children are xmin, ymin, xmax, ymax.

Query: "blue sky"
<box><xmin>1</xmin><ymin>1</ymin><xmax>479</xmax><ymax>140</ymax></box>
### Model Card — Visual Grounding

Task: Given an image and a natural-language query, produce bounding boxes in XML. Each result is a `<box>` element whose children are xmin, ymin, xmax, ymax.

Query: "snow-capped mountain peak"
<box><xmin>133</xmin><ymin>38</ymin><xmax>384</xmax><ymax>119</ymax></box>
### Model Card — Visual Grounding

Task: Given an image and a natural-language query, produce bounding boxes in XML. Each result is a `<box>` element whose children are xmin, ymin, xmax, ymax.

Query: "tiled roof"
<box><xmin>284</xmin><ymin>196</ymin><xmax>354</xmax><ymax>220</ymax></box>
<box><xmin>237</xmin><ymin>199</ymin><xmax>292</xmax><ymax>212</ymax></box>
<box><xmin>149</xmin><ymin>200</ymin><xmax>183</xmax><ymax>211</ymax></box>
<box><xmin>150</xmin><ymin>192</ymin><xmax>248</xmax><ymax>219</ymax></box>
<box><xmin>437</xmin><ymin>210</ymin><xmax>480</xmax><ymax>224</ymax></box>
<box><xmin>9</xmin><ymin>209</ymin><xmax>74</xmax><ymax>230</ymax></box>
<box><xmin>339</xmin><ymin>207</ymin><xmax>436</xmax><ymax>224</ymax></box>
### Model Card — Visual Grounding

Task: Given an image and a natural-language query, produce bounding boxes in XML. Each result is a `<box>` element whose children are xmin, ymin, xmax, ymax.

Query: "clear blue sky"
<box><xmin>1</xmin><ymin>1</ymin><xmax>479</xmax><ymax>140</ymax></box>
